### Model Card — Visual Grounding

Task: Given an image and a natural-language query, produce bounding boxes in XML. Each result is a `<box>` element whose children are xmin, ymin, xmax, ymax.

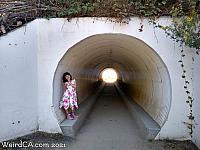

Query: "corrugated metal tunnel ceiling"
<box><xmin>53</xmin><ymin>33</ymin><xmax>171</xmax><ymax>128</ymax></box>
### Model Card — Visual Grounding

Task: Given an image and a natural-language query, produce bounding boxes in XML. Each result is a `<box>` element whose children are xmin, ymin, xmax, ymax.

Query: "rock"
<box><xmin>0</xmin><ymin>25</ymin><xmax>6</xmax><ymax>34</ymax></box>
<box><xmin>17</xmin><ymin>21</ymin><xmax>22</xmax><ymax>26</ymax></box>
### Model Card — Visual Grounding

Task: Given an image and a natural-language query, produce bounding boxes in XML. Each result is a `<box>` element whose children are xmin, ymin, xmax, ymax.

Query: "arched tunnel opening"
<box><xmin>100</xmin><ymin>68</ymin><xmax>118</xmax><ymax>83</ymax></box>
<box><xmin>53</xmin><ymin>33</ymin><xmax>172</xmax><ymax>137</ymax></box>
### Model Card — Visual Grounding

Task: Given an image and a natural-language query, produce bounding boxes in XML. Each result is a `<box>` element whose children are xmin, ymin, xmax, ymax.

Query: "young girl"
<box><xmin>59</xmin><ymin>72</ymin><xmax>78</xmax><ymax>120</ymax></box>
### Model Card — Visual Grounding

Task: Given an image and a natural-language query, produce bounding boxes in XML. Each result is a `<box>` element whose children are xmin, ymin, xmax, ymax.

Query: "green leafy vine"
<box><xmin>155</xmin><ymin>1</ymin><xmax>199</xmax><ymax>138</ymax></box>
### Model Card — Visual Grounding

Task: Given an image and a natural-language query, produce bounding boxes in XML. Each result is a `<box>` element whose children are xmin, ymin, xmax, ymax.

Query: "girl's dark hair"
<box><xmin>62</xmin><ymin>72</ymin><xmax>72</xmax><ymax>83</ymax></box>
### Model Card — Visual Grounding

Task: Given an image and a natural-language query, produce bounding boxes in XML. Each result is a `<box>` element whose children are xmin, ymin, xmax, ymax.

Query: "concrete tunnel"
<box><xmin>53</xmin><ymin>33</ymin><xmax>172</xmax><ymax>131</ymax></box>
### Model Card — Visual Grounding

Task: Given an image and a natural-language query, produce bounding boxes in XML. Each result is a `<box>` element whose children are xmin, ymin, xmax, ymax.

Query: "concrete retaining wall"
<box><xmin>0</xmin><ymin>21</ymin><xmax>38</xmax><ymax>141</ymax></box>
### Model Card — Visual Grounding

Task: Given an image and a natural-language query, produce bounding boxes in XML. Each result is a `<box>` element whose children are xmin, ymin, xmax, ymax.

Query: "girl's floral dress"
<box><xmin>59</xmin><ymin>79</ymin><xmax>78</xmax><ymax>110</ymax></box>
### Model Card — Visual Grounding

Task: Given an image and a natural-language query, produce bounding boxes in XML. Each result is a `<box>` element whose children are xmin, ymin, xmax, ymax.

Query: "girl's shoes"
<box><xmin>71</xmin><ymin>112</ymin><xmax>78</xmax><ymax>118</ymax></box>
<box><xmin>66</xmin><ymin>113</ymin><xmax>78</xmax><ymax>120</ymax></box>
<box><xmin>67</xmin><ymin>114</ymin><xmax>74</xmax><ymax>120</ymax></box>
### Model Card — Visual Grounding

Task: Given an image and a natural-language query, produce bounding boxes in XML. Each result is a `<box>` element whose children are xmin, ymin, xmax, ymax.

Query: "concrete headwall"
<box><xmin>36</xmin><ymin>18</ymin><xmax>189</xmax><ymax>139</ymax></box>
<box><xmin>0</xmin><ymin>17</ymin><xmax>199</xmax><ymax>148</ymax></box>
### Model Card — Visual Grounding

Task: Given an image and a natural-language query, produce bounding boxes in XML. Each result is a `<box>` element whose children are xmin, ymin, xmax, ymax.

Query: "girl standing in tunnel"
<box><xmin>59</xmin><ymin>72</ymin><xmax>78</xmax><ymax>120</ymax></box>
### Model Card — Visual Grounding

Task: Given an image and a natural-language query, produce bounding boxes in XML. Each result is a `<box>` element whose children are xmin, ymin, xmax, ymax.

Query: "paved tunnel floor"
<box><xmin>68</xmin><ymin>84</ymin><xmax>164</xmax><ymax>150</ymax></box>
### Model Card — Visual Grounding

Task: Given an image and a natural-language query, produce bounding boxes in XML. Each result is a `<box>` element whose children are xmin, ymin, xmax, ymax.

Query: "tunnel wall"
<box><xmin>0</xmin><ymin>21</ymin><xmax>38</xmax><ymax>141</ymax></box>
<box><xmin>0</xmin><ymin>18</ymin><xmax>200</xmax><ymax>148</ymax></box>
<box><xmin>52</xmin><ymin>33</ymin><xmax>171</xmax><ymax>127</ymax></box>
<box><xmin>126</xmin><ymin>56</ymin><xmax>171</xmax><ymax>127</ymax></box>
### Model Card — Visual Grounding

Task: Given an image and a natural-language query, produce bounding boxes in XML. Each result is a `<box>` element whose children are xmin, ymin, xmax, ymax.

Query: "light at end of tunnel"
<box><xmin>102</xmin><ymin>68</ymin><xmax>118</xmax><ymax>83</ymax></box>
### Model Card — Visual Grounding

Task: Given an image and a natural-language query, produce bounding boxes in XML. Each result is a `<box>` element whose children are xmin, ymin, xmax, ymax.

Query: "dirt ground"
<box><xmin>0</xmin><ymin>132</ymin><xmax>198</xmax><ymax>150</ymax></box>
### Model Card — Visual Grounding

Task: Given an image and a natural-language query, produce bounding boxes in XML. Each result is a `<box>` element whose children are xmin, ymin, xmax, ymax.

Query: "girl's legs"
<box><xmin>65</xmin><ymin>108</ymin><xmax>69</xmax><ymax>114</ymax></box>
<box><xmin>71</xmin><ymin>107</ymin><xmax>78</xmax><ymax>118</ymax></box>
<box><xmin>65</xmin><ymin>108</ymin><xmax>74</xmax><ymax>120</ymax></box>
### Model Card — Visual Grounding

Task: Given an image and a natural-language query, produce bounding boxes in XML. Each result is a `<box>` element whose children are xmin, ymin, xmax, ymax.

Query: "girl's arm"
<box><xmin>64</xmin><ymin>82</ymin><xmax>68</xmax><ymax>89</ymax></box>
<box><xmin>71</xmin><ymin>79</ymin><xmax>76</xmax><ymax>89</ymax></box>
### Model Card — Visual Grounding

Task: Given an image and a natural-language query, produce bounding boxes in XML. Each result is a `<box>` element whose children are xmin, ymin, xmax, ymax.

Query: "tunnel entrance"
<box><xmin>53</xmin><ymin>33</ymin><xmax>172</xmax><ymax>135</ymax></box>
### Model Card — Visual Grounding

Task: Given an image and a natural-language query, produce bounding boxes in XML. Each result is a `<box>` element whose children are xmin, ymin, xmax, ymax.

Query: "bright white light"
<box><xmin>102</xmin><ymin>68</ymin><xmax>118</xmax><ymax>83</ymax></box>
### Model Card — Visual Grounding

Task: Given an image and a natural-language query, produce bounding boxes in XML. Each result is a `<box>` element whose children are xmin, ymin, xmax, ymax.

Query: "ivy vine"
<box><xmin>155</xmin><ymin>1</ymin><xmax>199</xmax><ymax>138</ymax></box>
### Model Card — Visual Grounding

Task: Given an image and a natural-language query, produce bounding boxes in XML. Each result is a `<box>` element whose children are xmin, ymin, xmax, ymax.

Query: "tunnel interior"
<box><xmin>53</xmin><ymin>33</ymin><xmax>171</xmax><ymax>128</ymax></box>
